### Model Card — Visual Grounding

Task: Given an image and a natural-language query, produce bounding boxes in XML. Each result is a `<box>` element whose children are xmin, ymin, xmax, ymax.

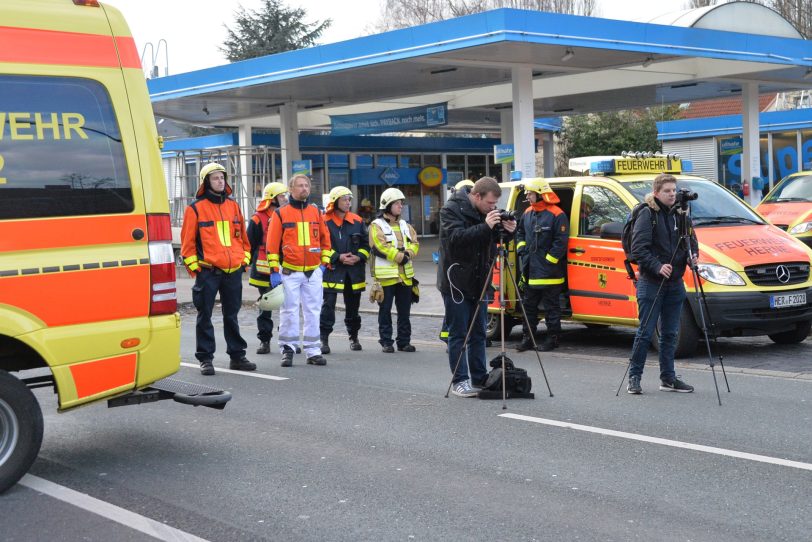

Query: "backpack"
<box><xmin>483</xmin><ymin>356</ymin><xmax>532</xmax><ymax>395</ymax></box>
<box><xmin>621</xmin><ymin>202</ymin><xmax>657</xmax><ymax>265</ymax></box>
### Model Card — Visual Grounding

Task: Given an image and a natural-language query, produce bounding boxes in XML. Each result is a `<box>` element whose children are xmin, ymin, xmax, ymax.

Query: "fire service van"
<box><xmin>0</xmin><ymin>0</ymin><xmax>230</xmax><ymax>493</ymax></box>
<box><xmin>757</xmin><ymin>171</ymin><xmax>812</xmax><ymax>248</ymax></box>
<box><xmin>489</xmin><ymin>155</ymin><xmax>812</xmax><ymax>357</ymax></box>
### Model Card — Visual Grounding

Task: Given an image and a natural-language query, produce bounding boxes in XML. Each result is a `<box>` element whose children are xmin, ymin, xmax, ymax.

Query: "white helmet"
<box><xmin>259</xmin><ymin>285</ymin><xmax>285</xmax><ymax>311</ymax></box>
<box><xmin>379</xmin><ymin>187</ymin><xmax>406</xmax><ymax>210</ymax></box>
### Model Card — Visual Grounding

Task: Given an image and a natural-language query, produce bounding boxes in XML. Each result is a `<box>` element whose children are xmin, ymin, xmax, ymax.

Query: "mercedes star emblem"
<box><xmin>775</xmin><ymin>264</ymin><xmax>791</xmax><ymax>284</ymax></box>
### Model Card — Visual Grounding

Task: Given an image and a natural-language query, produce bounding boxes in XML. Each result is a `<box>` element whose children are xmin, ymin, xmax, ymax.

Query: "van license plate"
<box><xmin>769</xmin><ymin>293</ymin><xmax>806</xmax><ymax>308</ymax></box>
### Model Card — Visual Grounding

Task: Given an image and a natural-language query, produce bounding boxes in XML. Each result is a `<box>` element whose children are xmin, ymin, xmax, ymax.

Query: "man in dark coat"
<box><xmin>438</xmin><ymin>177</ymin><xmax>516</xmax><ymax>397</ymax></box>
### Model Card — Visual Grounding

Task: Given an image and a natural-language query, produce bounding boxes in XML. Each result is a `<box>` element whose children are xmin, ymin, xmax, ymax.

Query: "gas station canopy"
<box><xmin>148</xmin><ymin>3</ymin><xmax>812</xmax><ymax>132</ymax></box>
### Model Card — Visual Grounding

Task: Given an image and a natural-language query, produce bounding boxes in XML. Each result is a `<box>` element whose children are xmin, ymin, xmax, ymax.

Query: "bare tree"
<box><xmin>373</xmin><ymin>0</ymin><xmax>596</xmax><ymax>32</ymax></box>
<box><xmin>684</xmin><ymin>0</ymin><xmax>715</xmax><ymax>8</ymax></box>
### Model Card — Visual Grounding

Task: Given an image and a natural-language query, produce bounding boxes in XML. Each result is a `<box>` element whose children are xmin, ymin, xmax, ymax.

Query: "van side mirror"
<box><xmin>600</xmin><ymin>221</ymin><xmax>623</xmax><ymax>239</ymax></box>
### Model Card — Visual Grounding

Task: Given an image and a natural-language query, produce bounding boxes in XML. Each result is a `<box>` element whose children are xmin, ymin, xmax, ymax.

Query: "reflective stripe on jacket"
<box><xmin>516</xmin><ymin>201</ymin><xmax>569</xmax><ymax>287</ymax></box>
<box><xmin>266</xmin><ymin>198</ymin><xmax>331</xmax><ymax>273</ymax></box>
<box><xmin>180</xmin><ymin>190</ymin><xmax>250</xmax><ymax>274</ymax></box>
<box><xmin>323</xmin><ymin>211</ymin><xmax>370</xmax><ymax>292</ymax></box>
<box><xmin>369</xmin><ymin>215</ymin><xmax>418</xmax><ymax>287</ymax></box>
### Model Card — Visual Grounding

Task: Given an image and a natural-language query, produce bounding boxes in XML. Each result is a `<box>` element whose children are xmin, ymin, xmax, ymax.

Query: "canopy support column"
<box><xmin>511</xmin><ymin>66</ymin><xmax>536</xmax><ymax>179</ymax></box>
<box><xmin>742</xmin><ymin>82</ymin><xmax>761</xmax><ymax>206</ymax></box>
<box><xmin>280</xmin><ymin>102</ymin><xmax>301</xmax><ymax>184</ymax></box>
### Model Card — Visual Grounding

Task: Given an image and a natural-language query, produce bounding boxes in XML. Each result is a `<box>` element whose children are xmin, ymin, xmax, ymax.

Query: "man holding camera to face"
<box><xmin>627</xmin><ymin>173</ymin><xmax>698</xmax><ymax>395</ymax></box>
<box><xmin>438</xmin><ymin>177</ymin><xmax>516</xmax><ymax>397</ymax></box>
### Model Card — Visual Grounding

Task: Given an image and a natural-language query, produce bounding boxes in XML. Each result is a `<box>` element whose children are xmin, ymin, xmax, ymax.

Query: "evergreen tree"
<box><xmin>220</xmin><ymin>0</ymin><xmax>331</xmax><ymax>62</ymax></box>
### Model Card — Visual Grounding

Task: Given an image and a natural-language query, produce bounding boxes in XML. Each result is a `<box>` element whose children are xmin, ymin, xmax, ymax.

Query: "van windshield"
<box><xmin>763</xmin><ymin>174</ymin><xmax>812</xmax><ymax>203</ymax></box>
<box><xmin>622</xmin><ymin>178</ymin><xmax>764</xmax><ymax>226</ymax></box>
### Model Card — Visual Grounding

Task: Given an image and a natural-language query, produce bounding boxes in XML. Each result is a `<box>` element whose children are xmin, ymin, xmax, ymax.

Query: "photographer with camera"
<box><xmin>515</xmin><ymin>179</ymin><xmax>569</xmax><ymax>352</ymax></box>
<box><xmin>438</xmin><ymin>177</ymin><xmax>516</xmax><ymax>397</ymax></box>
<box><xmin>626</xmin><ymin>173</ymin><xmax>698</xmax><ymax>394</ymax></box>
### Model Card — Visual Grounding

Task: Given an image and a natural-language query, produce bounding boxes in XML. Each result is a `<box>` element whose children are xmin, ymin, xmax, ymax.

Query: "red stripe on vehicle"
<box><xmin>0</xmin><ymin>215</ymin><xmax>147</xmax><ymax>252</ymax></box>
<box><xmin>0</xmin><ymin>26</ymin><xmax>138</xmax><ymax>68</ymax></box>
<box><xmin>70</xmin><ymin>353</ymin><xmax>137</xmax><ymax>399</ymax></box>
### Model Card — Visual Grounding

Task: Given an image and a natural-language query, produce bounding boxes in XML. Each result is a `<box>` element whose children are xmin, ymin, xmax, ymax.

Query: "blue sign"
<box><xmin>331</xmin><ymin>103</ymin><xmax>448</xmax><ymax>136</ymax></box>
<box><xmin>494</xmin><ymin>144</ymin><xmax>515</xmax><ymax>164</ymax></box>
<box><xmin>720</xmin><ymin>136</ymin><xmax>743</xmax><ymax>156</ymax></box>
<box><xmin>380</xmin><ymin>167</ymin><xmax>400</xmax><ymax>186</ymax></box>
<box><xmin>292</xmin><ymin>159</ymin><xmax>312</xmax><ymax>176</ymax></box>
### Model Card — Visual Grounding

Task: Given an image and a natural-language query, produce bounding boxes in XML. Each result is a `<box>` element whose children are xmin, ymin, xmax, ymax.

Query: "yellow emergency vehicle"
<box><xmin>0</xmin><ymin>0</ymin><xmax>230</xmax><ymax>493</ymax></box>
<box><xmin>489</xmin><ymin>154</ymin><xmax>812</xmax><ymax>357</ymax></box>
<box><xmin>757</xmin><ymin>171</ymin><xmax>812</xmax><ymax>248</ymax></box>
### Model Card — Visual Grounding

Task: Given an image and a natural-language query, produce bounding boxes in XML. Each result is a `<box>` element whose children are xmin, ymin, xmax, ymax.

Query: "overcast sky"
<box><xmin>104</xmin><ymin>0</ymin><xmax>690</xmax><ymax>76</ymax></box>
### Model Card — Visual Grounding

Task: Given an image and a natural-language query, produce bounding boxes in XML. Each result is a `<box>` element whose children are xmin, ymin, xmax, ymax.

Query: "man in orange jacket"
<box><xmin>266</xmin><ymin>174</ymin><xmax>331</xmax><ymax>367</ymax></box>
<box><xmin>181</xmin><ymin>163</ymin><xmax>256</xmax><ymax>376</ymax></box>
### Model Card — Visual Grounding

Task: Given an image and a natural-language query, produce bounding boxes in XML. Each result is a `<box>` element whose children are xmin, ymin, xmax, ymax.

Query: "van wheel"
<box><xmin>486</xmin><ymin>313</ymin><xmax>516</xmax><ymax>340</ymax></box>
<box><xmin>768</xmin><ymin>320</ymin><xmax>811</xmax><ymax>344</ymax></box>
<box><xmin>653</xmin><ymin>303</ymin><xmax>699</xmax><ymax>359</ymax></box>
<box><xmin>0</xmin><ymin>371</ymin><xmax>43</xmax><ymax>494</ymax></box>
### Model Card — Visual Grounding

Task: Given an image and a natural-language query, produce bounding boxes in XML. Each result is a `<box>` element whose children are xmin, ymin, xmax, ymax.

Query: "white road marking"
<box><xmin>20</xmin><ymin>474</ymin><xmax>211</xmax><ymax>541</ymax></box>
<box><xmin>500</xmin><ymin>413</ymin><xmax>812</xmax><ymax>472</ymax></box>
<box><xmin>180</xmin><ymin>362</ymin><xmax>288</xmax><ymax>380</ymax></box>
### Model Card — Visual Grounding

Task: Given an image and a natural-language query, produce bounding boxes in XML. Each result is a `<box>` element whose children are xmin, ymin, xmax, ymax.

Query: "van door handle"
<box><xmin>569</xmin><ymin>247</ymin><xmax>585</xmax><ymax>255</ymax></box>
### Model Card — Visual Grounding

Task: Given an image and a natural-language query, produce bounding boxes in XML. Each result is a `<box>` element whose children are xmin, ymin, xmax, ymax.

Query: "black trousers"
<box><xmin>192</xmin><ymin>268</ymin><xmax>247</xmax><ymax>362</ymax></box>
<box><xmin>521</xmin><ymin>284</ymin><xmax>563</xmax><ymax>335</ymax></box>
<box><xmin>255</xmin><ymin>285</ymin><xmax>274</xmax><ymax>343</ymax></box>
<box><xmin>378</xmin><ymin>282</ymin><xmax>412</xmax><ymax>347</ymax></box>
<box><xmin>320</xmin><ymin>281</ymin><xmax>362</xmax><ymax>337</ymax></box>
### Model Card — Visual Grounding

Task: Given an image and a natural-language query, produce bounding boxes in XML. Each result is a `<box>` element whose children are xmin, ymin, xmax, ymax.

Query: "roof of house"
<box><xmin>678</xmin><ymin>94</ymin><xmax>777</xmax><ymax>119</ymax></box>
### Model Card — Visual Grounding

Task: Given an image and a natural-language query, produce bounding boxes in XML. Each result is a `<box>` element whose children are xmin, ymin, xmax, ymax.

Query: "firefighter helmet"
<box><xmin>581</xmin><ymin>193</ymin><xmax>595</xmax><ymax>211</ymax></box>
<box><xmin>524</xmin><ymin>178</ymin><xmax>560</xmax><ymax>204</ymax></box>
<box><xmin>379</xmin><ymin>187</ymin><xmax>406</xmax><ymax>210</ymax></box>
<box><xmin>199</xmin><ymin>162</ymin><xmax>227</xmax><ymax>184</ymax></box>
<box><xmin>262</xmin><ymin>182</ymin><xmax>287</xmax><ymax>202</ymax></box>
<box><xmin>259</xmin><ymin>284</ymin><xmax>285</xmax><ymax>311</ymax></box>
<box><xmin>328</xmin><ymin>186</ymin><xmax>353</xmax><ymax>204</ymax></box>
<box><xmin>453</xmin><ymin>179</ymin><xmax>475</xmax><ymax>192</ymax></box>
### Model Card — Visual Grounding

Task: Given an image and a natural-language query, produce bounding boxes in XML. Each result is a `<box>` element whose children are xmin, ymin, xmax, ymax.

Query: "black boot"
<box><xmin>320</xmin><ymin>334</ymin><xmax>330</xmax><ymax>355</ymax></box>
<box><xmin>539</xmin><ymin>334</ymin><xmax>559</xmax><ymax>352</ymax></box>
<box><xmin>199</xmin><ymin>359</ymin><xmax>215</xmax><ymax>376</ymax></box>
<box><xmin>256</xmin><ymin>341</ymin><xmax>270</xmax><ymax>355</ymax></box>
<box><xmin>516</xmin><ymin>333</ymin><xmax>536</xmax><ymax>352</ymax></box>
<box><xmin>349</xmin><ymin>335</ymin><xmax>362</xmax><ymax>351</ymax></box>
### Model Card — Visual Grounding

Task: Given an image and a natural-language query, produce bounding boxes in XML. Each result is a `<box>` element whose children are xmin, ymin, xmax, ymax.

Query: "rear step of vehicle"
<box><xmin>108</xmin><ymin>378</ymin><xmax>231</xmax><ymax>410</ymax></box>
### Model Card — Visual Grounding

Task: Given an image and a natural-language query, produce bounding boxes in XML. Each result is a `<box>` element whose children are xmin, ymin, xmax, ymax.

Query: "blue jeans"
<box><xmin>629</xmin><ymin>277</ymin><xmax>686</xmax><ymax>382</ymax></box>
<box><xmin>443</xmin><ymin>294</ymin><xmax>488</xmax><ymax>385</ymax></box>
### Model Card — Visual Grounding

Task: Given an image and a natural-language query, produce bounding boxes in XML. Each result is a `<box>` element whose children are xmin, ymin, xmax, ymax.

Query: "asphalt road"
<box><xmin>2</xmin><ymin>311</ymin><xmax>811</xmax><ymax>541</ymax></box>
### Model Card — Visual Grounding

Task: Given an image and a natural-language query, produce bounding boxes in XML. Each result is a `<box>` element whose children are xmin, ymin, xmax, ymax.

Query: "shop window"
<box><xmin>376</xmin><ymin>155</ymin><xmax>397</xmax><ymax>167</ymax></box>
<box><xmin>356</xmin><ymin>154</ymin><xmax>373</xmax><ymax>168</ymax></box>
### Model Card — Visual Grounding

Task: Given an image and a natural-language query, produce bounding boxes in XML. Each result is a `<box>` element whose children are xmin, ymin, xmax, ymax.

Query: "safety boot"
<box><xmin>306</xmin><ymin>354</ymin><xmax>327</xmax><ymax>366</ymax></box>
<box><xmin>229</xmin><ymin>357</ymin><xmax>257</xmax><ymax>371</ymax></box>
<box><xmin>539</xmin><ymin>334</ymin><xmax>559</xmax><ymax>352</ymax></box>
<box><xmin>199</xmin><ymin>360</ymin><xmax>215</xmax><ymax>376</ymax></box>
<box><xmin>256</xmin><ymin>341</ymin><xmax>270</xmax><ymax>355</ymax></box>
<box><xmin>280</xmin><ymin>346</ymin><xmax>294</xmax><ymax>367</ymax></box>
<box><xmin>349</xmin><ymin>335</ymin><xmax>362</xmax><ymax>351</ymax></box>
<box><xmin>515</xmin><ymin>333</ymin><xmax>536</xmax><ymax>352</ymax></box>
<box><xmin>320</xmin><ymin>334</ymin><xmax>331</xmax><ymax>355</ymax></box>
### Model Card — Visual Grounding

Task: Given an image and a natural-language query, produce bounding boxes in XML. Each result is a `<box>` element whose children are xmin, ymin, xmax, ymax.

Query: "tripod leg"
<box><xmin>687</xmin><ymin>262</ymin><xmax>723</xmax><ymax>405</ymax></box>
<box><xmin>621</xmin><ymin>276</ymin><xmax>668</xmax><ymax>396</ymax></box>
<box><xmin>615</xmin><ymin>361</ymin><xmax>632</xmax><ymax>397</ymax></box>
<box><xmin>694</xmin><ymin>274</ymin><xmax>731</xmax><ymax>393</ymax></box>
<box><xmin>503</xmin><ymin>261</ymin><xmax>554</xmax><ymax>397</ymax></box>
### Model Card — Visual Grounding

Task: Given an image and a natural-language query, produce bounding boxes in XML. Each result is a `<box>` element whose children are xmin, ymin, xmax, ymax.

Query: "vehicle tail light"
<box><xmin>146</xmin><ymin>213</ymin><xmax>177</xmax><ymax>316</ymax></box>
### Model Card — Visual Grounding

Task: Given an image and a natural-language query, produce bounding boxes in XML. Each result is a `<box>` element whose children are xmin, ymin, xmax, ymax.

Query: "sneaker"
<box><xmin>382</xmin><ymin>344</ymin><xmax>395</xmax><ymax>353</ymax></box>
<box><xmin>199</xmin><ymin>360</ymin><xmax>215</xmax><ymax>376</ymax></box>
<box><xmin>280</xmin><ymin>346</ymin><xmax>294</xmax><ymax>367</ymax></box>
<box><xmin>397</xmin><ymin>344</ymin><xmax>416</xmax><ymax>352</ymax></box>
<box><xmin>256</xmin><ymin>341</ymin><xmax>270</xmax><ymax>355</ymax></box>
<box><xmin>349</xmin><ymin>336</ymin><xmax>362</xmax><ymax>351</ymax></box>
<box><xmin>451</xmin><ymin>380</ymin><xmax>478</xmax><ymax>398</ymax></box>
<box><xmin>627</xmin><ymin>375</ymin><xmax>642</xmax><ymax>394</ymax></box>
<box><xmin>306</xmin><ymin>354</ymin><xmax>327</xmax><ymax>366</ymax></box>
<box><xmin>229</xmin><ymin>357</ymin><xmax>257</xmax><ymax>371</ymax></box>
<box><xmin>660</xmin><ymin>377</ymin><xmax>694</xmax><ymax>393</ymax></box>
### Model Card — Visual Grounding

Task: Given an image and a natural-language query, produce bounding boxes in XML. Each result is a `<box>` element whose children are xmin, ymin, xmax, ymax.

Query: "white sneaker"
<box><xmin>451</xmin><ymin>380</ymin><xmax>478</xmax><ymax>398</ymax></box>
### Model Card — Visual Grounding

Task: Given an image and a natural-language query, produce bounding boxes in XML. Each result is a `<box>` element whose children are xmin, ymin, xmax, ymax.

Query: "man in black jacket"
<box><xmin>627</xmin><ymin>173</ymin><xmax>698</xmax><ymax>395</ymax></box>
<box><xmin>438</xmin><ymin>177</ymin><xmax>516</xmax><ymax>397</ymax></box>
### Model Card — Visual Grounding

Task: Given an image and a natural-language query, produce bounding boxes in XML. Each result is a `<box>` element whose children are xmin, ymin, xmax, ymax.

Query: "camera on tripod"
<box><xmin>494</xmin><ymin>209</ymin><xmax>516</xmax><ymax>234</ymax></box>
<box><xmin>675</xmin><ymin>188</ymin><xmax>698</xmax><ymax>209</ymax></box>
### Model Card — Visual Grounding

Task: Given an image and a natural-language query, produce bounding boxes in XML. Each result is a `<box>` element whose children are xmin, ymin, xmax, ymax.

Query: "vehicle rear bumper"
<box><xmin>687</xmin><ymin>287</ymin><xmax>812</xmax><ymax>337</ymax></box>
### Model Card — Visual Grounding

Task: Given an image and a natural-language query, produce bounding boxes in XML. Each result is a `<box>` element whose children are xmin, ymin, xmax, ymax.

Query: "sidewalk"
<box><xmin>175</xmin><ymin>236</ymin><xmax>445</xmax><ymax>317</ymax></box>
